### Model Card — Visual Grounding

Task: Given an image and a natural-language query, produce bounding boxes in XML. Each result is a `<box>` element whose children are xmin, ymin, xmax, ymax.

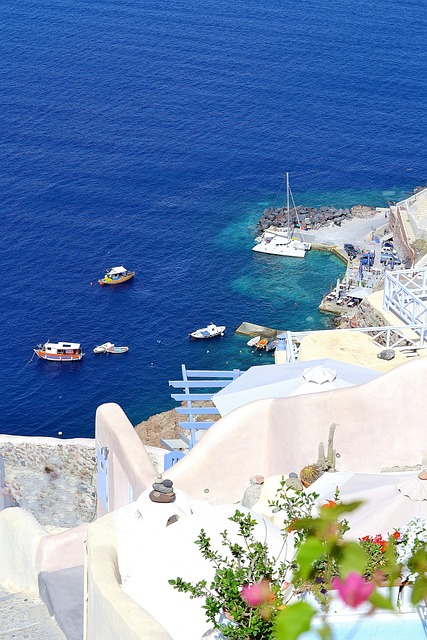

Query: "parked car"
<box><xmin>380</xmin><ymin>253</ymin><xmax>401</xmax><ymax>266</ymax></box>
<box><xmin>360</xmin><ymin>251</ymin><xmax>375</xmax><ymax>266</ymax></box>
<box><xmin>344</xmin><ymin>243</ymin><xmax>358</xmax><ymax>258</ymax></box>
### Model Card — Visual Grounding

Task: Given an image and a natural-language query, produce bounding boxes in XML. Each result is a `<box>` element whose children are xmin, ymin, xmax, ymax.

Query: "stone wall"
<box><xmin>389</xmin><ymin>205</ymin><xmax>416</xmax><ymax>267</ymax></box>
<box><xmin>0</xmin><ymin>440</ymin><xmax>96</xmax><ymax>528</ymax></box>
<box><xmin>340</xmin><ymin>299</ymin><xmax>389</xmax><ymax>332</ymax></box>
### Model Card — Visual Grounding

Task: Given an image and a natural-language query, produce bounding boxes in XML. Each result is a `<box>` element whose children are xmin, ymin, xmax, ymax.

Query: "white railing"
<box><xmin>283</xmin><ymin>323</ymin><xmax>427</xmax><ymax>363</ymax></box>
<box><xmin>384</xmin><ymin>269</ymin><xmax>427</xmax><ymax>326</ymax></box>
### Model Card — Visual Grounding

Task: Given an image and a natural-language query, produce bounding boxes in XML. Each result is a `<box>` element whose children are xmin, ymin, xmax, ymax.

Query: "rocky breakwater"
<box><xmin>257</xmin><ymin>203</ymin><xmax>377</xmax><ymax>232</ymax></box>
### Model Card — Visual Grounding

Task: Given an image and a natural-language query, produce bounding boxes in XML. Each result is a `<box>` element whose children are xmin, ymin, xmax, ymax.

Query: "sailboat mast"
<box><xmin>286</xmin><ymin>172</ymin><xmax>290</xmax><ymax>231</ymax></box>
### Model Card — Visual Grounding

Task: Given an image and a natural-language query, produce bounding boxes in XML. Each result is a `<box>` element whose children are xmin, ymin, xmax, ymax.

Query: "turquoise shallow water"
<box><xmin>1</xmin><ymin>0</ymin><xmax>424</xmax><ymax>437</ymax></box>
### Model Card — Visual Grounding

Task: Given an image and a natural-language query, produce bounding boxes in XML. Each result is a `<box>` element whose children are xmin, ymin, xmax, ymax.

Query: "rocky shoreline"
<box><xmin>257</xmin><ymin>203</ymin><xmax>378</xmax><ymax>232</ymax></box>
<box><xmin>134</xmin><ymin>402</ymin><xmax>220</xmax><ymax>450</ymax></box>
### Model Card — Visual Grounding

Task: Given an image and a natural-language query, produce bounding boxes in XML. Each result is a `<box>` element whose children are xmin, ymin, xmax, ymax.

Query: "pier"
<box><xmin>235</xmin><ymin>321</ymin><xmax>285</xmax><ymax>339</ymax></box>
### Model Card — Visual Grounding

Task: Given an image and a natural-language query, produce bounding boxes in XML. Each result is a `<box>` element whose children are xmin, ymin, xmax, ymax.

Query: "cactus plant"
<box><xmin>300</xmin><ymin>424</ymin><xmax>338</xmax><ymax>487</ymax></box>
<box><xmin>299</xmin><ymin>463</ymin><xmax>323</xmax><ymax>488</ymax></box>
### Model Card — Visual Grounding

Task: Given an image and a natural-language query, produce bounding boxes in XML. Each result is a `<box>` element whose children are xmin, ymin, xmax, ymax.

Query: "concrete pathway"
<box><xmin>0</xmin><ymin>586</ymin><xmax>65</xmax><ymax>639</ymax></box>
<box><xmin>303</xmin><ymin>210</ymin><xmax>389</xmax><ymax>249</ymax></box>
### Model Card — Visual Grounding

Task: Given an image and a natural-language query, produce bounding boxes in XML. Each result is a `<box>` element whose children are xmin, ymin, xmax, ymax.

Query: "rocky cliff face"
<box><xmin>134</xmin><ymin>409</ymin><xmax>181</xmax><ymax>447</ymax></box>
<box><xmin>134</xmin><ymin>402</ymin><xmax>220</xmax><ymax>448</ymax></box>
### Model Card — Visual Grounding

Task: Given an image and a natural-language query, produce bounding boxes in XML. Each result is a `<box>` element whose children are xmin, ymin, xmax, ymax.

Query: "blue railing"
<box><xmin>166</xmin><ymin>364</ymin><xmax>242</xmax><ymax>468</ymax></box>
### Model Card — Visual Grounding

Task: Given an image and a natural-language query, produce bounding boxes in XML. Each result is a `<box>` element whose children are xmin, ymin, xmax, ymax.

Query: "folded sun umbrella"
<box><xmin>309</xmin><ymin>471</ymin><xmax>427</xmax><ymax>538</ymax></box>
<box><xmin>213</xmin><ymin>358</ymin><xmax>381</xmax><ymax>416</ymax></box>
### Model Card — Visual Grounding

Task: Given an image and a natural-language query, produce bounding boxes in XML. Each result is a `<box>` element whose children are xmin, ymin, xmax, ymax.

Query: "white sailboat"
<box><xmin>252</xmin><ymin>173</ymin><xmax>311</xmax><ymax>258</ymax></box>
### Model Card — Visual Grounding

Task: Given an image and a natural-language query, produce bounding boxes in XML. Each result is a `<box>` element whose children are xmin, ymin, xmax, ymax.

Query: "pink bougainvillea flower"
<box><xmin>332</xmin><ymin>572</ymin><xmax>375</xmax><ymax>608</ymax></box>
<box><xmin>241</xmin><ymin>580</ymin><xmax>275</xmax><ymax>607</ymax></box>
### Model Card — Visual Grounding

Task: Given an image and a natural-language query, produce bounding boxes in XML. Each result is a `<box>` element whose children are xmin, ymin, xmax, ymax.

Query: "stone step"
<box><xmin>38</xmin><ymin>566</ymin><xmax>84</xmax><ymax>640</ymax></box>
<box><xmin>0</xmin><ymin>586</ymin><xmax>65</xmax><ymax>639</ymax></box>
<box><xmin>398</xmin><ymin>205</ymin><xmax>417</xmax><ymax>242</ymax></box>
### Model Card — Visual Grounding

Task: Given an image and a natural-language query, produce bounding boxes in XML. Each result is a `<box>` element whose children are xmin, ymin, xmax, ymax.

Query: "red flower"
<box><xmin>322</xmin><ymin>500</ymin><xmax>337</xmax><ymax>509</ymax></box>
<box><xmin>392</xmin><ymin>531</ymin><xmax>401</xmax><ymax>540</ymax></box>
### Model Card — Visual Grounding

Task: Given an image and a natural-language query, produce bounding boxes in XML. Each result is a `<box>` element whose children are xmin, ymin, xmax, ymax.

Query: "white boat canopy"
<box><xmin>107</xmin><ymin>266</ymin><xmax>128</xmax><ymax>275</ymax></box>
<box><xmin>45</xmin><ymin>341</ymin><xmax>81</xmax><ymax>349</ymax></box>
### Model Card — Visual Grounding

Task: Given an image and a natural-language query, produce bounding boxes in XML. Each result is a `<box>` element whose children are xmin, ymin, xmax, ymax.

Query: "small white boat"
<box><xmin>106</xmin><ymin>345</ymin><xmax>129</xmax><ymax>354</ymax></box>
<box><xmin>247</xmin><ymin>336</ymin><xmax>261</xmax><ymax>347</ymax></box>
<box><xmin>189</xmin><ymin>323</ymin><xmax>226</xmax><ymax>339</ymax></box>
<box><xmin>93</xmin><ymin>342</ymin><xmax>114</xmax><ymax>354</ymax></box>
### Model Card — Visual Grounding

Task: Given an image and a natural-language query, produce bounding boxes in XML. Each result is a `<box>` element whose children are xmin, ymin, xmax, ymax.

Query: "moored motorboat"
<box><xmin>34</xmin><ymin>341</ymin><xmax>83</xmax><ymax>361</ymax></box>
<box><xmin>256</xmin><ymin>338</ymin><xmax>268</xmax><ymax>350</ymax></box>
<box><xmin>93</xmin><ymin>342</ymin><xmax>114</xmax><ymax>354</ymax></box>
<box><xmin>106</xmin><ymin>345</ymin><xmax>129</xmax><ymax>354</ymax></box>
<box><xmin>265</xmin><ymin>340</ymin><xmax>278</xmax><ymax>352</ymax></box>
<box><xmin>189</xmin><ymin>323</ymin><xmax>226</xmax><ymax>339</ymax></box>
<box><xmin>247</xmin><ymin>335</ymin><xmax>261</xmax><ymax>347</ymax></box>
<box><xmin>98</xmin><ymin>266</ymin><xmax>135</xmax><ymax>286</ymax></box>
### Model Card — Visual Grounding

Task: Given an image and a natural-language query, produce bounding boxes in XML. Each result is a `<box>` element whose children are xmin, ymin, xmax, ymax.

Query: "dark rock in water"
<box><xmin>377</xmin><ymin>349</ymin><xmax>395</xmax><ymax>361</ymax></box>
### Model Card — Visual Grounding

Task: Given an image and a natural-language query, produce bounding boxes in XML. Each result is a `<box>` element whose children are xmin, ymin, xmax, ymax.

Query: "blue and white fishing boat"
<box><xmin>189</xmin><ymin>323</ymin><xmax>225</xmax><ymax>339</ymax></box>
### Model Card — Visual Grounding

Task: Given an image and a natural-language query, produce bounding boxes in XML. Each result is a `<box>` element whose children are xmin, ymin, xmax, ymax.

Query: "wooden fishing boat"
<box><xmin>34</xmin><ymin>341</ymin><xmax>83</xmax><ymax>361</ymax></box>
<box><xmin>93</xmin><ymin>342</ymin><xmax>114</xmax><ymax>354</ymax></box>
<box><xmin>106</xmin><ymin>346</ymin><xmax>129</xmax><ymax>354</ymax></box>
<box><xmin>98</xmin><ymin>266</ymin><xmax>135</xmax><ymax>286</ymax></box>
<box><xmin>256</xmin><ymin>338</ymin><xmax>268</xmax><ymax>350</ymax></box>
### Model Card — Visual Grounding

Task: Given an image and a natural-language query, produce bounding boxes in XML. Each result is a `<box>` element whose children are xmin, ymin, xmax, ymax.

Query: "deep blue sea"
<box><xmin>2</xmin><ymin>0</ymin><xmax>426</xmax><ymax>438</ymax></box>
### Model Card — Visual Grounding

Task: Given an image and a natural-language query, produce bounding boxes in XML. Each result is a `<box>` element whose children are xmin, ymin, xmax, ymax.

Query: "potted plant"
<box><xmin>170</xmin><ymin>483</ymin><xmax>427</xmax><ymax>640</ymax></box>
<box><xmin>169</xmin><ymin>510</ymin><xmax>292</xmax><ymax>640</ymax></box>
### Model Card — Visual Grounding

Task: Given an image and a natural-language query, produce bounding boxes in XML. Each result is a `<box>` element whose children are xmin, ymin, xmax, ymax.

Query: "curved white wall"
<box><xmin>0</xmin><ymin>508</ymin><xmax>47</xmax><ymax>592</ymax></box>
<box><xmin>167</xmin><ymin>357</ymin><xmax>427</xmax><ymax>503</ymax></box>
<box><xmin>86</xmin><ymin>512</ymin><xmax>172</xmax><ymax>640</ymax></box>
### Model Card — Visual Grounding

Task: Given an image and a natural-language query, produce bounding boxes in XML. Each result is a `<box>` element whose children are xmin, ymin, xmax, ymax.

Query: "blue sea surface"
<box><xmin>1</xmin><ymin>0</ymin><xmax>426</xmax><ymax>437</ymax></box>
